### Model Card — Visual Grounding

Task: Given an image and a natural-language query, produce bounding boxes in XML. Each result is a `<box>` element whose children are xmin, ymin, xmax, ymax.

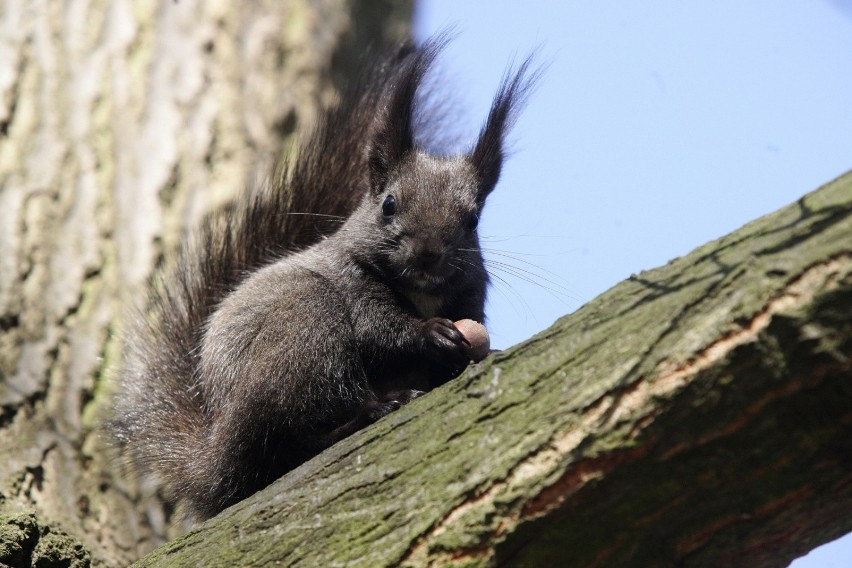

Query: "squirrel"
<box><xmin>109</xmin><ymin>36</ymin><xmax>537</xmax><ymax>521</ymax></box>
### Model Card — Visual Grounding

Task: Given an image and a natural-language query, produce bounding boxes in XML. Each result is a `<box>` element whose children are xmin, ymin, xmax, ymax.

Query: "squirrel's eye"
<box><xmin>382</xmin><ymin>194</ymin><xmax>396</xmax><ymax>217</ymax></box>
<box><xmin>467</xmin><ymin>211</ymin><xmax>480</xmax><ymax>231</ymax></box>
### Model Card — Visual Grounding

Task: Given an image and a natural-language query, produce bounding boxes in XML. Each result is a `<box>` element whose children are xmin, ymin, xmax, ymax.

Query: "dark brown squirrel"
<box><xmin>109</xmin><ymin>36</ymin><xmax>537</xmax><ymax>520</ymax></box>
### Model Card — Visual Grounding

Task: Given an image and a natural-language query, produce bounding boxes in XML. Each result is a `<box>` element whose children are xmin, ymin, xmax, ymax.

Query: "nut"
<box><xmin>454</xmin><ymin>319</ymin><xmax>491</xmax><ymax>362</ymax></box>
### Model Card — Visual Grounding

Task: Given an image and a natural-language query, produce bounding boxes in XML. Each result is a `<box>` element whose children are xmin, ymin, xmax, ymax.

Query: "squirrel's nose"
<box><xmin>414</xmin><ymin>237</ymin><xmax>445</xmax><ymax>268</ymax></box>
<box><xmin>417</xmin><ymin>249</ymin><xmax>443</xmax><ymax>267</ymax></box>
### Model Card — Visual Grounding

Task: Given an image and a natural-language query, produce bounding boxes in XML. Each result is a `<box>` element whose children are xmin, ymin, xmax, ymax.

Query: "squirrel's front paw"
<box><xmin>359</xmin><ymin>399</ymin><xmax>402</xmax><ymax>424</ymax></box>
<box><xmin>421</xmin><ymin>317</ymin><xmax>471</xmax><ymax>371</ymax></box>
<box><xmin>383</xmin><ymin>389</ymin><xmax>426</xmax><ymax>405</ymax></box>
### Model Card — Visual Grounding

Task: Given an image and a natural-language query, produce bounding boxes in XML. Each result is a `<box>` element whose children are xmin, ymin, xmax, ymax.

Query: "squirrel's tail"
<box><xmin>108</xmin><ymin>39</ymin><xmax>447</xmax><ymax>516</ymax></box>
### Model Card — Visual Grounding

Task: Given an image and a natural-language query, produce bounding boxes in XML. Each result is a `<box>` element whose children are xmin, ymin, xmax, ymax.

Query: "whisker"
<box><xmin>451</xmin><ymin>256</ymin><xmax>530</xmax><ymax>317</ymax></box>
<box><xmin>476</xmin><ymin>247</ymin><xmax>547</xmax><ymax>258</ymax></box>
<box><xmin>485</xmin><ymin>265</ymin><xmax>578</xmax><ymax>306</ymax></box>
<box><xmin>483</xmin><ymin>258</ymin><xmax>581</xmax><ymax>302</ymax></box>
<box><xmin>284</xmin><ymin>212</ymin><xmax>348</xmax><ymax>220</ymax></box>
<box><xmin>485</xmin><ymin>268</ymin><xmax>533</xmax><ymax>320</ymax></box>
<box><xmin>480</xmin><ymin>233</ymin><xmax>570</xmax><ymax>243</ymax></box>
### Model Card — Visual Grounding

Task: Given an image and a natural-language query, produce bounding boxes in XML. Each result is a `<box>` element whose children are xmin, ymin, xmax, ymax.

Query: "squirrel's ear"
<box><xmin>368</xmin><ymin>92</ymin><xmax>415</xmax><ymax>193</ymax></box>
<box><xmin>368</xmin><ymin>36</ymin><xmax>447</xmax><ymax>194</ymax></box>
<box><xmin>470</xmin><ymin>55</ymin><xmax>540</xmax><ymax>204</ymax></box>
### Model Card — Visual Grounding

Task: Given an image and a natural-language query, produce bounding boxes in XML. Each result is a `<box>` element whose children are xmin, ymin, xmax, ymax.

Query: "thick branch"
<box><xmin>135</xmin><ymin>173</ymin><xmax>852</xmax><ymax>567</ymax></box>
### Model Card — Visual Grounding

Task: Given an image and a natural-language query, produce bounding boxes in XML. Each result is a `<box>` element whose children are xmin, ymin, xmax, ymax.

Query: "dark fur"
<box><xmin>110</xmin><ymin>37</ymin><xmax>537</xmax><ymax>520</ymax></box>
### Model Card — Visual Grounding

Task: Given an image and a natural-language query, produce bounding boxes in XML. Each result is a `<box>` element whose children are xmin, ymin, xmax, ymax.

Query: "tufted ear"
<box><xmin>469</xmin><ymin>55</ymin><xmax>540</xmax><ymax>205</ymax></box>
<box><xmin>368</xmin><ymin>38</ymin><xmax>446</xmax><ymax>194</ymax></box>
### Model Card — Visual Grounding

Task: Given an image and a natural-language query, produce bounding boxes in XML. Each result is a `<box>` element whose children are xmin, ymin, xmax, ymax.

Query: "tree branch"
<box><xmin>133</xmin><ymin>173</ymin><xmax>852</xmax><ymax>567</ymax></box>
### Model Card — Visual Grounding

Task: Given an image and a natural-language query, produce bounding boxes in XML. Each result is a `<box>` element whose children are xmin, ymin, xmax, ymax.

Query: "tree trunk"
<box><xmin>0</xmin><ymin>1</ymin><xmax>411</xmax><ymax>565</ymax></box>
<box><xmin>133</xmin><ymin>172</ymin><xmax>851</xmax><ymax>567</ymax></box>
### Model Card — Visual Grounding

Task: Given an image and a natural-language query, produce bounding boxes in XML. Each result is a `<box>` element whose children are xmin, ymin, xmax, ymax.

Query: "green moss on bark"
<box><xmin>0</xmin><ymin>512</ymin><xmax>91</xmax><ymax>568</ymax></box>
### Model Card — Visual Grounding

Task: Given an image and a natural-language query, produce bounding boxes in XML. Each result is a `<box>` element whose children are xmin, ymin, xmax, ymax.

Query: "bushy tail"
<box><xmin>108</xmin><ymin>39</ymin><xmax>449</xmax><ymax>515</ymax></box>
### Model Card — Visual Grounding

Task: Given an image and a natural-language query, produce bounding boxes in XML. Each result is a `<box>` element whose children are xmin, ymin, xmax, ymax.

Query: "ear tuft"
<box><xmin>469</xmin><ymin>54</ymin><xmax>541</xmax><ymax>204</ymax></box>
<box><xmin>368</xmin><ymin>35</ymin><xmax>450</xmax><ymax>193</ymax></box>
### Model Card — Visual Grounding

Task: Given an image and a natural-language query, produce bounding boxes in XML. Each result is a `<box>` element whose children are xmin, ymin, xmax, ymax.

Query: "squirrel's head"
<box><xmin>361</xmin><ymin>40</ymin><xmax>537</xmax><ymax>292</ymax></box>
<box><xmin>369</xmin><ymin>152</ymin><xmax>482</xmax><ymax>290</ymax></box>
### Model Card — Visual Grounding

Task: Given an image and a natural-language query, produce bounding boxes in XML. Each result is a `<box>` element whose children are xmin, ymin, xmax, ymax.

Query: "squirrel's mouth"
<box><xmin>408</xmin><ymin>267</ymin><xmax>448</xmax><ymax>289</ymax></box>
<box><xmin>396</xmin><ymin>246</ymin><xmax>455</xmax><ymax>289</ymax></box>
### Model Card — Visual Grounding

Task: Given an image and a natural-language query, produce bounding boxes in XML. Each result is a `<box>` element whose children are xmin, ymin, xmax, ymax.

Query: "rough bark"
<box><xmin>0</xmin><ymin>1</ymin><xmax>411</xmax><ymax>565</ymax></box>
<box><xmin>133</xmin><ymin>172</ymin><xmax>852</xmax><ymax>567</ymax></box>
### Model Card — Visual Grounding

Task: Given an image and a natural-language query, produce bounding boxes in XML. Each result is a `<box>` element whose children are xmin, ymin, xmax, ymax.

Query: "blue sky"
<box><xmin>415</xmin><ymin>2</ymin><xmax>852</xmax><ymax>565</ymax></box>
